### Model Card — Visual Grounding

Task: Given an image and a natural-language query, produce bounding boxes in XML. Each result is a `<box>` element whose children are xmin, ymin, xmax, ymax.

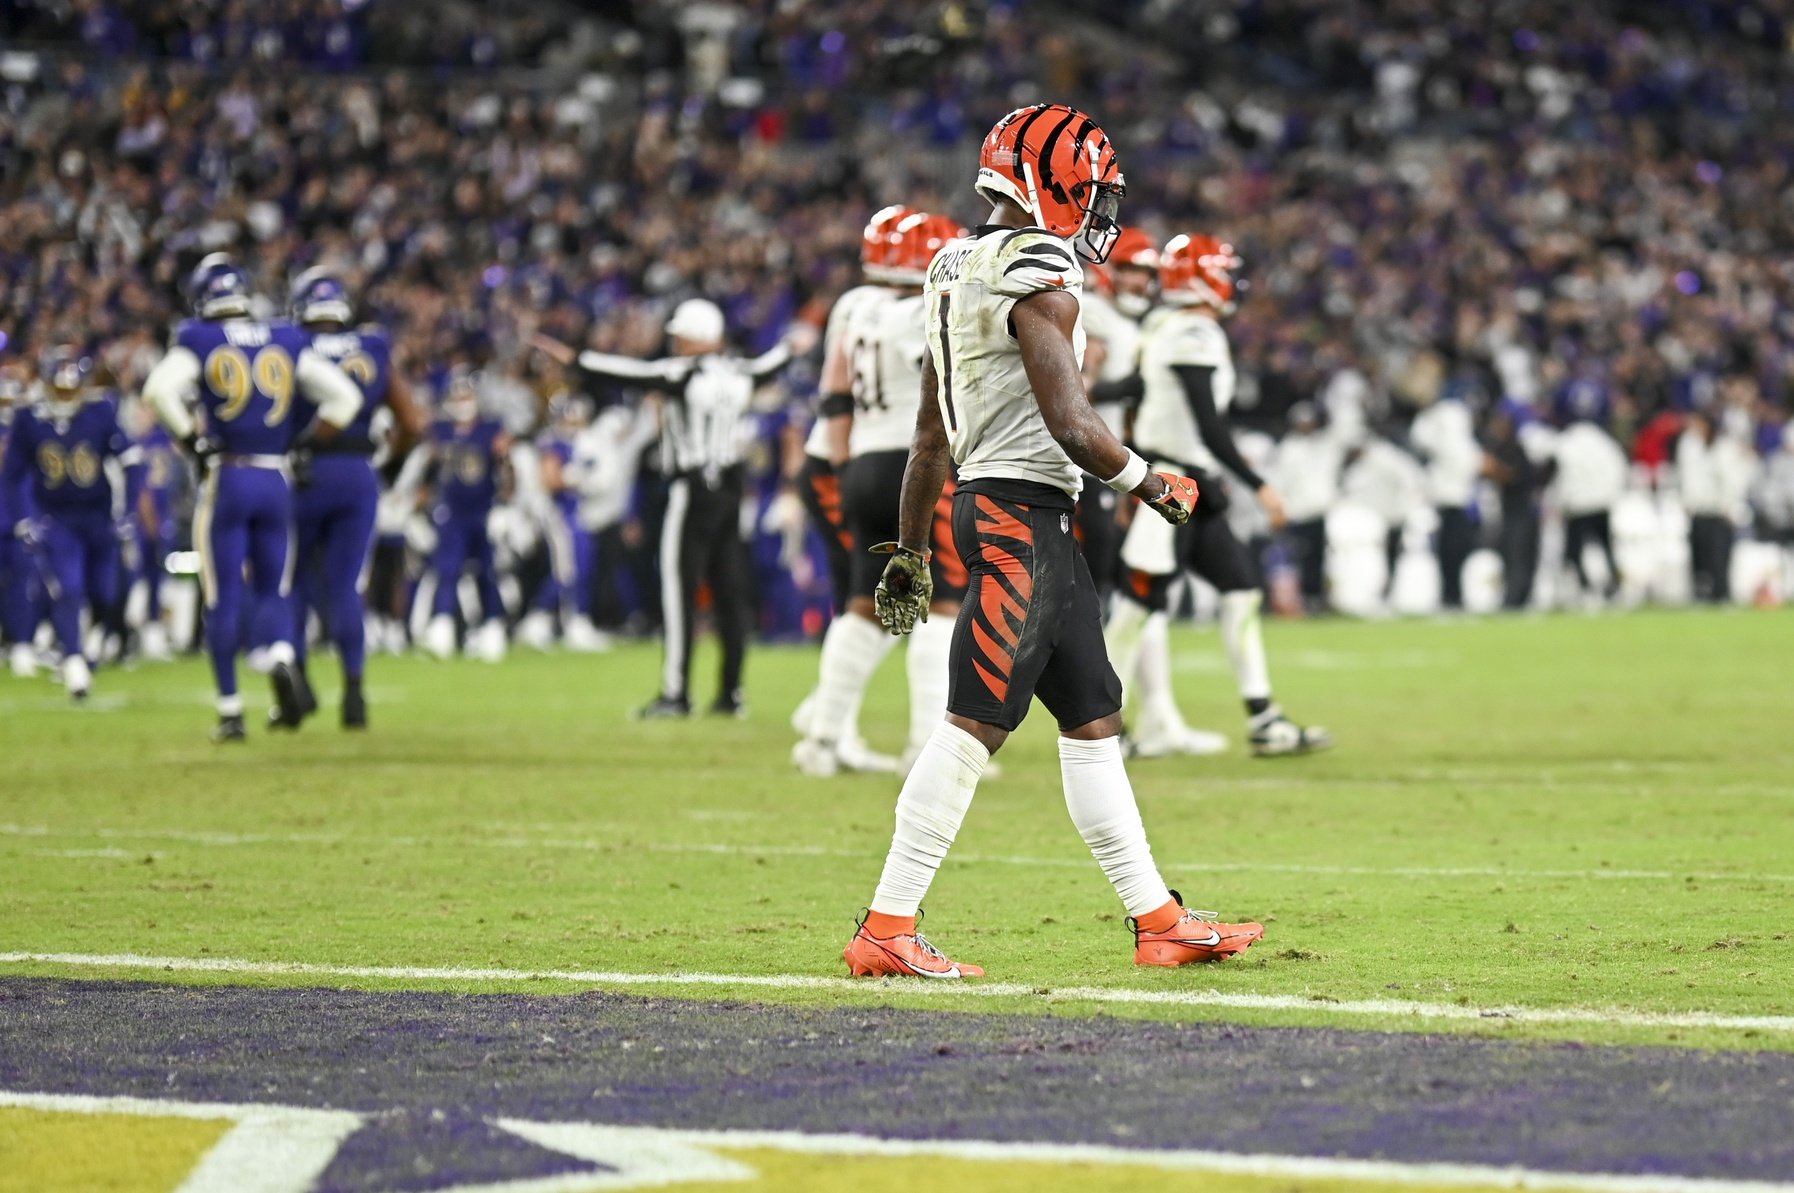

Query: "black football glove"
<box><xmin>870</xmin><ymin>542</ymin><xmax>933</xmax><ymax>635</ymax></box>
<box><xmin>182</xmin><ymin>433</ymin><xmax>219</xmax><ymax>480</ymax></box>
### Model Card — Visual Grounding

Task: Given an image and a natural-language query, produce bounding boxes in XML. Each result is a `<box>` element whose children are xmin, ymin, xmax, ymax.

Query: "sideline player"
<box><xmin>792</xmin><ymin>211</ymin><xmax>969</xmax><ymax>776</ymax></box>
<box><xmin>1106</xmin><ymin>234</ymin><xmax>1331</xmax><ymax>758</ymax></box>
<box><xmin>287</xmin><ymin>269</ymin><xmax>424</xmax><ymax>726</ymax></box>
<box><xmin>842</xmin><ymin>103</ymin><xmax>1264</xmax><ymax>978</ymax></box>
<box><xmin>0</xmin><ymin>349</ymin><xmax>141</xmax><ymax>700</ymax></box>
<box><xmin>142</xmin><ymin>255</ymin><xmax>363</xmax><ymax>740</ymax></box>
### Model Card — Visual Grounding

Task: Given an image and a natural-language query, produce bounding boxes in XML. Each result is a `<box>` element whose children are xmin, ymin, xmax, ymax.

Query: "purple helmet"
<box><xmin>289</xmin><ymin>267</ymin><xmax>355</xmax><ymax>325</ymax></box>
<box><xmin>187</xmin><ymin>253</ymin><xmax>254</xmax><ymax>319</ymax></box>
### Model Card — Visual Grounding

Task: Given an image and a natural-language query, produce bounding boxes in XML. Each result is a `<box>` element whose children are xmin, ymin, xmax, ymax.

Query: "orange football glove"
<box><xmin>1143</xmin><ymin>471</ymin><xmax>1198</xmax><ymax>526</ymax></box>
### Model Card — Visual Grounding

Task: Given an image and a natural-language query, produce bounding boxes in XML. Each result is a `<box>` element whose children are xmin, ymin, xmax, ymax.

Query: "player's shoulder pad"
<box><xmin>1157</xmin><ymin>309</ymin><xmax>1230</xmax><ymax>366</ymax></box>
<box><xmin>987</xmin><ymin>229</ymin><xmax>1082</xmax><ymax>300</ymax></box>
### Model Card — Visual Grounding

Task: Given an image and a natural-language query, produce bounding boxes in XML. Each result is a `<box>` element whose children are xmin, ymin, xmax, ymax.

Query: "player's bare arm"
<box><xmin>895</xmin><ymin>352</ymin><xmax>950</xmax><ymax>553</ymax></box>
<box><xmin>872</xmin><ymin>353</ymin><xmax>948</xmax><ymax>635</ymax></box>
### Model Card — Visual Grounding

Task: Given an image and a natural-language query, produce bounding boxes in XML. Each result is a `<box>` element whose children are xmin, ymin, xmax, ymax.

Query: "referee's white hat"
<box><xmin>666</xmin><ymin>298</ymin><xmax>725</xmax><ymax>344</ymax></box>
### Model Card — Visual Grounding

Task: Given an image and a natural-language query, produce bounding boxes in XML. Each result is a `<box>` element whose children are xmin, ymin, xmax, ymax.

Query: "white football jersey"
<box><xmin>1077</xmin><ymin>289</ymin><xmax>1140</xmax><ymax>439</ymax></box>
<box><xmin>804</xmin><ymin>283</ymin><xmax>896</xmax><ymax>458</ymax></box>
<box><xmin>848</xmin><ymin>291</ymin><xmax>928</xmax><ymax>457</ymax></box>
<box><xmin>1131</xmin><ymin>305</ymin><xmax>1235</xmax><ymax>473</ymax></box>
<box><xmin>924</xmin><ymin>227</ymin><xmax>1086</xmax><ymax>497</ymax></box>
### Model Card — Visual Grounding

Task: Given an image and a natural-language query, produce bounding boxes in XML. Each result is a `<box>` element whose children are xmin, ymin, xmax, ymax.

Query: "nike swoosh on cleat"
<box><xmin>1179</xmin><ymin>930</ymin><xmax>1223</xmax><ymax>948</ymax></box>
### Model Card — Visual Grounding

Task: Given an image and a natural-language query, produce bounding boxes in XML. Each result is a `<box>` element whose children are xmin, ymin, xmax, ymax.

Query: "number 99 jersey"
<box><xmin>923</xmin><ymin>227</ymin><xmax>1087</xmax><ymax>498</ymax></box>
<box><xmin>173</xmin><ymin>318</ymin><xmax>317</xmax><ymax>455</ymax></box>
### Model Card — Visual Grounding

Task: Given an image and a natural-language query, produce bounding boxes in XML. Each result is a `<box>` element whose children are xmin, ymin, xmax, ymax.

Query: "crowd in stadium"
<box><xmin>2</xmin><ymin>0</ymin><xmax>1793</xmax><ymax>711</ymax></box>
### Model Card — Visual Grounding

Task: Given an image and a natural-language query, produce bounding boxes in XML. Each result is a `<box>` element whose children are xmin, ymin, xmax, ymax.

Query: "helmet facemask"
<box><xmin>1071</xmin><ymin>178</ymin><xmax>1125</xmax><ymax>264</ymax></box>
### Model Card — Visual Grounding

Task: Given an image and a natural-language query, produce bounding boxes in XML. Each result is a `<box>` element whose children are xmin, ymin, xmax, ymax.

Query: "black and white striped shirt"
<box><xmin>576</xmin><ymin>343</ymin><xmax>792</xmax><ymax>484</ymax></box>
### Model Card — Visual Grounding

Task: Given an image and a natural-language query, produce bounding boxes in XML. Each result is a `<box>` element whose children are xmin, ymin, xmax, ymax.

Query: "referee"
<box><xmin>534</xmin><ymin>300</ymin><xmax>807</xmax><ymax>718</ymax></box>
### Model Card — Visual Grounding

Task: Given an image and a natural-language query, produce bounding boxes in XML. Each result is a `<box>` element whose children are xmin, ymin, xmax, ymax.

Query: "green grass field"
<box><xmin>3</xmin><ymin>608</ymin><xmax>1792</xmax><ymax>1052</ymax></box>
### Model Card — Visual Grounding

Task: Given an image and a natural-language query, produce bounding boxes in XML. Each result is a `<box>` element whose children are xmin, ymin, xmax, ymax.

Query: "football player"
<box><xmin>287</xmin><ymin>270</ymin><xmax>425</xmax><ymax>727</ymax></box>
<box><xmin>129</xmin><ymin>406</ymin><xmax>180</xmax><ymax>662</ymax></box>
<box><xmin>0</xmin><ymin>368</ymin><xmax>38</xmax><ymax>677</ymax></box>
<box><xmin>792</xmin><ymin>211</ymin><xmax>970</xmax><ymax>777</ymax></box>
<box><xmin>788</xmin><ymin>204</ymin><xmax>912</xmax><ymax>762</ymax></box>
<box><xmin>0</xmin><ymin>348</ymin><xmax>142</xmax><ymax>700</ymax></box>
<box><xmin>142</xmin><ymin>254</ymin><xmax>363</xmax><ymax>741</ymax></box>
<box><xmin>1075</xmin><ymin>226</ymin><xmax>1158</xmax><ymax>605</ymax></box>
<box><xmin>420</xmin><ymin>371</ymin><xmax>512</xmax><ymax>662</ymax></box>
<box><xmin>843</xmin><ymin>103</ymin><xmax>1264</xmax><ymax>979</ymax></box>
<box><xmin>518</xmin><ymin>393</ymin><xmax>608</xmax><ymax>652</ymax></box>
<box><xmin>1107</xmin><ymin>235</ymin><xmax>1330</xmax><ymax>757</ymax></box>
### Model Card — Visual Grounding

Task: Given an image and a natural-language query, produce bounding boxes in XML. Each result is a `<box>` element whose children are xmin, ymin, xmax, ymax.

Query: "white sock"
<box><xmin>870</xmin><ymin>721</ymin><xmax>988</xmax><ymax>917</ymax></box>
<box><xmin>904</xmin><ymin>613</ymin><xmax>954</xmax><ymax>752</ymax></box>
<box><xmin>1103</xmin><ymin>593</ymin><xmax>1151</xmax><ymax>711</ymax></box>
<box><xmin>1135</xmin><ymin>610</ymin><xmax>1189</xmax><ymax>737</ymax></box>
<box><xmin>1220</xmin><ymin>589</ymin><xmax>1272</xmax><ymax>703</ymax></box>
<box><xmin>1059</xmin><ymin>735</ymin><xmax>1172</xmax><ymax>917</ymax></box>
<box><xmin>267</xmin><ymin>640</ymin><xmax>296</xmax><ymax>667</ymax></box>
<box><xmin>217</xmin><ymin>694</ymin><xmax>244</xmax><ymax>717</ymax></box>
<box><xmin>806</xmin><ymin>613</ymin><xmax>896</xmax><ymax>745</ymax></box>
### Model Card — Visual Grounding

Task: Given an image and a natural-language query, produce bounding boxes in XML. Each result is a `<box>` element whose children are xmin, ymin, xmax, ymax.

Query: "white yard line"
<box><xmin>5</xmin><ymin>1090</ymin><xmax>1786</xmax><ymax>1193</ymax></box>
<box><xmin>5</xmin><ymin>821</ymin><xmax>1792</xmax><ymax>884</ymax></box>
<box><xmin>2</xmin><ymin>950</ymin><xmax>1791</xmax><ymax>1034</ymax></box>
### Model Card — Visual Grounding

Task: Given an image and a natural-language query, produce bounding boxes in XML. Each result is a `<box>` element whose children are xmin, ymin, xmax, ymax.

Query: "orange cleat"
<box><xmin>843</xmin><ymin>913</ymin><xmax>985</xmax><ymax>979</ymax></box>
<box><xmin>1130</xmin><ymin>891</ymin><xmax>1263</xmax><ymax>966</ymax></box>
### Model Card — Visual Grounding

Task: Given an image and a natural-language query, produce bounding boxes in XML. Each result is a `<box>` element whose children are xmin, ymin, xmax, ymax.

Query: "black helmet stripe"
<box><xmin>1007</xmin><ymin>103</ymin><xmax>1056</xmax><ymax>166</ymax></box>
<box><xmin>1036</xmin><ymin>108</ymin><xmax>1082</xmax><ymax>201</ymax></box>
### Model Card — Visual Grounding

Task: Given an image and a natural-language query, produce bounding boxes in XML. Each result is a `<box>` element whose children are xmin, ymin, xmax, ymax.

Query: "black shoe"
<box><xmin>342</xmin><ymin>680</ymin><xmax>367</xmax><ymax>730</ymax></box>
<box><xmin>633</xmin><ymin>694</ymin><xmax>691</xmax><ymax>720</ymax></box>
<box><xmin>211</xmin><ymin>714</ymin><xmax>247</xmax><ymax>743</ymax></box>
<box><xmin>709</xmin><ymin>691</ymin><xmax>747</xmax><ymax>719</ymax></box>
<box><xmin>269</xmin><ymin>660</ymin><xmax>314</xmax><ymax>730</ymax></box>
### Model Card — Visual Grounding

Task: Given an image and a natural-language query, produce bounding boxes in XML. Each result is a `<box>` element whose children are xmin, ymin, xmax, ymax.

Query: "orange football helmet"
<box><xmin>861</xmin><ymin>204</ymin><xmax>917</xmax><ymax>282</ymax></box>
<box><xmin>976</xmin><ymin>103</ymin><xmax>1125</xmax><ymax>262</ymax></box>
<box><xmin>1109</xmin><ymin>227</ymin><xmax>1160</xmax><ymax>272</ymax></box>
<box><xmin>1159</xmin><ymin>233</ymin><xmax>1243</xmax><ymax>313</ymax></box>
<box><xmin>885</xmin><ymin>211</ymin><xmax>967</xmax><ymax>284</ymax></box>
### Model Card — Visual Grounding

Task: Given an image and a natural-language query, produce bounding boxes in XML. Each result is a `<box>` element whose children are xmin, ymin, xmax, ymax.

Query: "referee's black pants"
<box><xmin>659</xmin><ymin>466</ymin><xmax>749</xmax><ymax>704</ymax></box>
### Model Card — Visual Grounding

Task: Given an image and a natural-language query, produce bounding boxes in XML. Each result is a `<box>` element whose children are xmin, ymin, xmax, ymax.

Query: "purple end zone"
<box><xmin>2</xmin><ymin>978</ymin><xmax>1792</xmax><ymax>1186</ymax></box>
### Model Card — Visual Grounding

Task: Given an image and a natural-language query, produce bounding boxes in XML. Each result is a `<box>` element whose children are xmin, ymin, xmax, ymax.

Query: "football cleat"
<box><xmin>61</xmin><ymin>655</ymin><xmax>91</xmax><ymax>702</ymax></box>
<box><xmin>471</xmin><ymin>619</ymin><xmax>508</xmax><ymax>663</ymax></box>
<box><xmin>1130</xmin><ymin>723</ymin><xmax>1228</xmax><ymax>759</ymax></box>
<box><xmin>563</xmin><ymin>615</ymin><xmax>612</xmax><ymax>653</ymax></box>
<box><xmin>790</xmin><ymin>738</ymin><xmax>840</xmax><ymax>778</ymax></box>
<box><xmin>1248</xmin><ymin>705</ymin><xmax>1332</xmax><ymax>757</ymax></box>
<box><xmin>633</xmin><ymin>694</ymin><xmax>691</xmax><ymax>720</ymax></box>
<box><xmin>422</xmin><ymin>614</ymin><xmax>456</xmax><ymax>660</ymax></box>
<box><xmin>1130</xmin><ymin>892</ymin><xmax>1263</xmax><ymax>966</ymax></box>
<box><xmin>138</xmin><ymin>622</ymin><xmax>173</xmax><ymax>662</ymax></box>
<box><xmin>9</xmin><ymin>643</ymin><xmax>36</xmax><ymax>678</ymax></box>
<box><xmin>515</xmin><ymin>610</ymin><xmax>555</xmax><ymax>652</ymax></box>
<box><xmin>341</xmin><ymin>681</ymin><xmax>367</xmax><ymax>730</ymax></box>
<box><xmin>210</xmin><ymin>714</ymin><xmax>247</xmax><ymax>744</ymax></box>
<box><xmin>268</xmin><ymin>660</ymin><xmax>314</xmax><ymax>730</ymax></box>
<box><xmin>835</xmin><ymin>734</ymin><xmax>899</xmax><ymax>774</ymax></box>
<box><xmin>709</xmin><ymin>691</ymin><xmax>746</xmax><ymax>718</ymax></box>
<box><xmin>844</xmin><ymin>913</ymin><xmax>984</xmax><ymax>979</ymax></box>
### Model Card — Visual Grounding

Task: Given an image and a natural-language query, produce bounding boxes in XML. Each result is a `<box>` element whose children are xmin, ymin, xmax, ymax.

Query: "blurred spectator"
<box><xmin>1271</xmin><ymin>402</ymin><xmax>1339</xmax><ymax>612</ymax></box>
<box><xmin>1555</xmin><ymin>414</ymin><xmax>1629</xmax><ymax>602</ymax></box>
<box><xmin>1341</xmin><ymin>433</ymin><xmax>1425</xmax><ymax>601</ymax></box>
<box><xmin>1482</xmin><ymin>407</ymin><xmax>1547</xmax><ymax>611</ymax></box>
<box><xmin>1678</xmin><ymin>409</ymin><xmax>1735</xmax><ymax>604</ymax></box>
<box><xmin>1410</xmin><ymin>395</ymin><xmax>1480</xmax><ymax>610</ymax></box>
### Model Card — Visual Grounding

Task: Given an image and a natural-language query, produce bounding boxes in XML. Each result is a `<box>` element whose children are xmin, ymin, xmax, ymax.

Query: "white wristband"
<box><xmin>1103</xmin><ymin>450</ymin><xmax>1149</xmax><ymax>493</ymax></box>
